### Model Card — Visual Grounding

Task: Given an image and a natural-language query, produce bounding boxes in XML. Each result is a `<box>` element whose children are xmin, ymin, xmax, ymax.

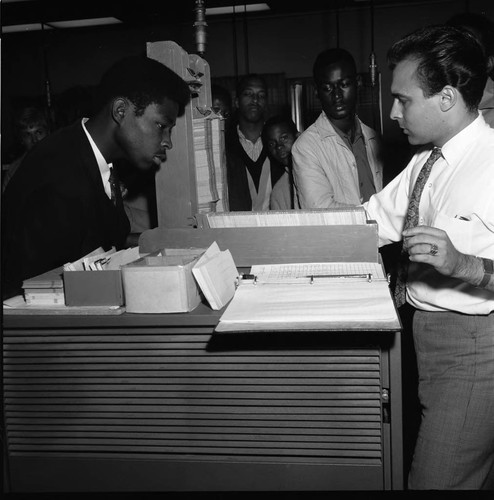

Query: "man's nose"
<box><xmin>161</xmin><ymin>131</ymin><xmax>172</xmax><ymax>150</ymax></box>
<box><xmin>333</xmin><ymin>85</ymin><xmax>343</xmax><ymax>98</ymax></box>
<box><xmin>390</xmin><ymin>100</ymin><xmax>401</xmax><ymax>121</ymax></box>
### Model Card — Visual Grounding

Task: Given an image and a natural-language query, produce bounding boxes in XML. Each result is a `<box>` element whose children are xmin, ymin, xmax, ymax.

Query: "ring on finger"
<box><xmin>429</xmin><ymin>243</ymin><xmax>438</xmax><ymax>256</ymax></box>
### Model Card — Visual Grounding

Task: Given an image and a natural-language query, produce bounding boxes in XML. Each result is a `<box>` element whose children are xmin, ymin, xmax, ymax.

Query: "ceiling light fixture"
<box><xmin>48</xmin><ymin>18</ymin><xmax>122</xmax><ymax>29</ymax></box>
<box><xmin>2</xmin><ymin>23</ymin><xmax>53</xmax><ymax>33</ymax></box>
<box><xmin>205</xmin><ymin>3</ymin><xmax>270</xmax><ymax>16</ymax></box>
<box><xmin>2</xmin><ymin>17</ymin><xmax>122</xmax><ymax>33</ymax></box>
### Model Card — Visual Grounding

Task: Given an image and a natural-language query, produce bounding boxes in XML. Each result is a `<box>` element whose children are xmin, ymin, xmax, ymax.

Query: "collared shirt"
<box><xmin>332</xmin><ymin>118</ymin><xmax>376</xmax><ymax>203</ymax></box>
<box><xmin>269</xmin><ymin>170</ymin><xmax>297</xmax><ymax>210</ymax></box>
<box><xmin>237</xmin><ymin>125</ymin><xmax>264</xmax><ymax>162</ymax></box>
<box><xmin>364</xmin><ymin>113</ymin><xmax>494</xmax><ymax>314</ymax></box>
<box><xmin>81</xmin><ymin>117</ymin><xmax>112</xmax><ymax>199</ymax></box>
<box><xmin>292</xmin><ymin>112</ymin><xmax>383</xmax><ymax>208</ymax></box>
<box><xmin>237</xmin><ymin>125</ymin><xmax>272</xmax><ymax>211</ymax></box>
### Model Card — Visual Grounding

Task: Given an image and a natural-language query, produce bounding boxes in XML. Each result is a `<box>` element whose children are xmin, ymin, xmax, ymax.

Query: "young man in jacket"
<box><xmin>2</xmin><ymin>55</ymin><xmax>190</xmax><ymax>299</ymax></box>
<box><xmin>292</xmin><ymin>48</ymin><xmax>383</xmax><ymax>208</ymax></box>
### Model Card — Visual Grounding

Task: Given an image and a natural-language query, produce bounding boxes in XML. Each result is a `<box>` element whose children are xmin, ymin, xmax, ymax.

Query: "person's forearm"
<box><xmin>453</xmin><ymin>253</ymin><xmax>494</xmax><ymax>291</ymax></box>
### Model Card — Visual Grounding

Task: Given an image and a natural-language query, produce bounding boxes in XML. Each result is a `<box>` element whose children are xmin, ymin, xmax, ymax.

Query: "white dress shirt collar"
<box><xmin>440</xmin><ymin>112</ymin><xmax>485</xmax><ymax>167</ymax></box>
<box><xmin>81</xmin><ymin>117</ymin><xmax>112</xmax><ymax>199</ymax></box>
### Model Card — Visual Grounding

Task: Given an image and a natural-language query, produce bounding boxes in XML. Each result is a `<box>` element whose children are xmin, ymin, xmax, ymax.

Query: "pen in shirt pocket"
<box><xmin>455</xmin><ymin>215</ymin><xmax>470</xmax><ymax>221</ymax></box>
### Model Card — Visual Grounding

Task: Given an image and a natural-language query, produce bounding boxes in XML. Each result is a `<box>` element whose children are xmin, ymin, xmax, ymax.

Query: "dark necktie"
<box><xmin>394</xmin><ymin>147</ymin><xmax>442</xmax><ymax>307</ymax></box>
<box><xmin>108</xmin><ymin>167</ymin><xmax>123</xmax><ymax>210</ymax></box>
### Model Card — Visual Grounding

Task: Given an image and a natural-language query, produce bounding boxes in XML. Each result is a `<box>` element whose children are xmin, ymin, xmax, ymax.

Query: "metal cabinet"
<box><xmin>3</xmin><ymin>307</ymin><xmax>403</xmax><ymax>492</ymax></box>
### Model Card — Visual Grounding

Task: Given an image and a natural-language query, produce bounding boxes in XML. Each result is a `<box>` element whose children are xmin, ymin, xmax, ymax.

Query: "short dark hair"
<box><xmin>446</xmin><ymin>12</ymin><xmax>494</xmax><ymax>58</ymax></box>
<box><xmin>261</xmin><ymin>115</ymin><xmax>298</xmax><ymax>143</ymax></box>
<box><xmin>95</xmin><ymin>55</ymin><xmax>191</xmax><ymax>117</ymax></box>
<box><xmin>313</xmin><ymin>48</ymin><xmax>357</xmax><ymax>84</ymax></box>
<box><xmin>235</xmin><ymin>73</ymin><xmax>268</xmax><ymax>97</ymax></box>
<box><xmin>387</xmin><ymin>25</ymin><xmax>487</xmax><ymax>111</ymax></box>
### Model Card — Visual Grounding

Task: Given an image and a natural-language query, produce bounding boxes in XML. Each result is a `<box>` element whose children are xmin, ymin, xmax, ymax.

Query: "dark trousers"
<box><xmin>408</xmin><ymin>310</ymin><xmax>494</xmax><ymax>489</ymax></box>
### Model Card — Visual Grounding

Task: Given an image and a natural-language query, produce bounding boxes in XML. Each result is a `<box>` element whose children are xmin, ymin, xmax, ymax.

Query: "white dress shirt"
<box><xmin>81</xmin><ymin>117</ymin><xmax>112</xmax><ymax>199</ymax></box>
<box><xmin>364</xmin><ymin>113</ymin><xmax>494</xmax><ymax>314</ymax></box>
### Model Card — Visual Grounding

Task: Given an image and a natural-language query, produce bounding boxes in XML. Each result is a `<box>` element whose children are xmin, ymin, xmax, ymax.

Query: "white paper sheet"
<box><xmin>192</xmin><ymin>241</ymin><xmax>239</xmax><ymax>310</ymax></box>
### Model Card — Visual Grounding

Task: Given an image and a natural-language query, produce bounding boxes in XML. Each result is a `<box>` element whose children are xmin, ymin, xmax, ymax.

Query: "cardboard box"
<box><xmin>122</xmin><ymin>254</ymin><xmax>202</xmax><ymax>313</ymax></box>
<box><xmin>63</xmin><ymin>270</ymin><xmax>123</xmax><ymax>306</ymax></box>
<box><xmin>62</xmin><ymin>246</ymin><xmax>144</xmax><ymax>307</ymax></box>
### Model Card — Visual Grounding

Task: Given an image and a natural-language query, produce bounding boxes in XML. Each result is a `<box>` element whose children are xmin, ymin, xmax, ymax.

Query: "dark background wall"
<box><xmin>2</xmin><ymin>0</ymin><xmax>493</xmax><ymax>176</ymax></box>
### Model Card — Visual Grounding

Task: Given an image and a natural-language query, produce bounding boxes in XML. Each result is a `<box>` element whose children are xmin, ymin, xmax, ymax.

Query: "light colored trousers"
<box><xmin>408</xmin><ymin>310</ymin><xmax>494</xmax><ymax>490</ymax></box>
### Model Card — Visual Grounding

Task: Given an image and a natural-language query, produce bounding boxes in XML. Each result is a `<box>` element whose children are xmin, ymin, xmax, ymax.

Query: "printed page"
<box><xmin>250</xmin><ymin>262</ymin><xmax>386</xmax><ymax>284</ymax></box>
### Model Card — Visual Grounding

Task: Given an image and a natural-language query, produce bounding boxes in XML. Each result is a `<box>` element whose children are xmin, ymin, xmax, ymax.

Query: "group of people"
<box><xmin>2</xmin><ymin>10</ymin><xmax>494</xmax><ymax>491</ymax></box>
<box><xmin>226</xmin><ymin>13</ymin><xmax>494</xmax><ymax>216</ymax></box>
<box><xmin>221</xmin><ymin>42</ymin><xmax>382</xmax><ymax>213</ymax></box>
<box><xmin>223</xmin><ymin>74</ymin><xmax>300</xmax><ymax>211</ymax></box>
<box><xmin>222</xmin><ymin>46</ymin><xmax>382</xmax><ymax>213</ymax></box>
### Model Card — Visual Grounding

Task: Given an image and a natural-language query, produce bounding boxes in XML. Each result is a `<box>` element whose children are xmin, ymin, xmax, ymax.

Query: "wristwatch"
<box><xmin>479</xmin><ymin>257</ymin><xmax>494</xmax><ymax>288</ymax></box>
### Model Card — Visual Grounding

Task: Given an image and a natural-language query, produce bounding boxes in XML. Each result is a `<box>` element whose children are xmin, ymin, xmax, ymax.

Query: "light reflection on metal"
<box><xmin>290</xmin><ymin>81</ymin><xmax>304</xmax><ymax>133</ymax></box>
<box><xmin>369</xmin><ymin>0</ymin><xmax>378</xmax><ymax>88</ymax></box>
<box><xmin>193</xmin><ymin>0</ymin><xmax>208</xmax><ymax>56</ymax></box>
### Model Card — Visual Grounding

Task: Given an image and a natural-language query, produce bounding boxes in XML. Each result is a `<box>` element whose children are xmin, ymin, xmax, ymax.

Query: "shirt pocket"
<box><xmin>430</xmin><ymin>210</ymin><xmax>474</xmax><ymax>254</ymax></box>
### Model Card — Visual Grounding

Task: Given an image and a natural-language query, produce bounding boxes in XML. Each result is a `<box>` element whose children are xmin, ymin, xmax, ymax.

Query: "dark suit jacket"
<box><xmin>2</xmin><ymin>121</ymin><xmax>130</xmax><ymax>299</ymax></box>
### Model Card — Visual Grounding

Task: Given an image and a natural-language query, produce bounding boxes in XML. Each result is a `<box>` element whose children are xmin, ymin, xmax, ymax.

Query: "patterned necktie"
<box><xmin>108</xmin><ymin>167</ymin><xmax>123</xmax><ymax>210</ymax></box>
<box><xmin>394</xmin><ymin>147</ymin><xmax>442</xmax><ymax>307</ymax></box>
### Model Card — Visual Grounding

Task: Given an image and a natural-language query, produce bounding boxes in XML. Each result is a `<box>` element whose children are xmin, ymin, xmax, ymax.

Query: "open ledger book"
<box><xmin>215</xmin><ymin>261</ymin><xmax>400</xmax><ymax>332</ymax></box>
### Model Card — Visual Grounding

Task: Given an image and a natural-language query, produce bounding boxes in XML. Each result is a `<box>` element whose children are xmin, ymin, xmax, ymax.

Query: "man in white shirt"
<box><xmin>364</xmin><ymin>25</ymin><xmax>494</xmax><ymax>489</ymax></box>
<box><xmin>292</xmin><ymin>48</ymin><xmax>383</xmax><ymax>208</ymax></box>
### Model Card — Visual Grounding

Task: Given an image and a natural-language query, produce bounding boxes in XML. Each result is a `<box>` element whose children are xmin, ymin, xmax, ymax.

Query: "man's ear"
<box><xmin>439</xmin><ymin>85</ymin><xmax>457</xmax><ymax>112</ymax></box>
<box><xmin>313</xmin><ymin>85</ymin><xmax>320</xmax><ymax>101</ymax></box>
<box><xmin>111</xmin><ymin>98</ymin><xmax>128</xmax><ymax>124</ymax></box>
<box><xmin>487</xmin><ymin>54</ymin><xmax>494</xmax><ymax>77</ymax></box>
<box><xmin>356</xmin><ymin>74</ymin><xmax>363</xmax><ymax>88</ymax></box>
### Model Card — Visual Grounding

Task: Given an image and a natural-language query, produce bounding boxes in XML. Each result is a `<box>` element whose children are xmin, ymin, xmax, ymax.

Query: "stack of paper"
<box><xmin>205</xmin><ymin>207</ymin><xmax>368</xmax><ymax>228</ymax></box>
<box><xmin>193</xmin><ymin>117</ymin><xmax>227</xmax><ymax>214</ymax></box>
<box><xmin>22</xmin><ymin>267</ymin><xmax>64</xmax><ymax>306</ymax></box>
<box><xmin>63</xmin><ymin>246</ymin><xmax>142</xmax><ymax>272</ymax></box>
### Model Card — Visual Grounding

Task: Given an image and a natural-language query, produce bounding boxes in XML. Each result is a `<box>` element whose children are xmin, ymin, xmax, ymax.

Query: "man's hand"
<box><xmin>403</xmin><ymin>225</ymin><xmax>464</xmax><ymax>277</ymax></box>
<box><xmin>402</xmin><ymin>225</ymin><xmax>490</xmax><ymax>289</ymax></box>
